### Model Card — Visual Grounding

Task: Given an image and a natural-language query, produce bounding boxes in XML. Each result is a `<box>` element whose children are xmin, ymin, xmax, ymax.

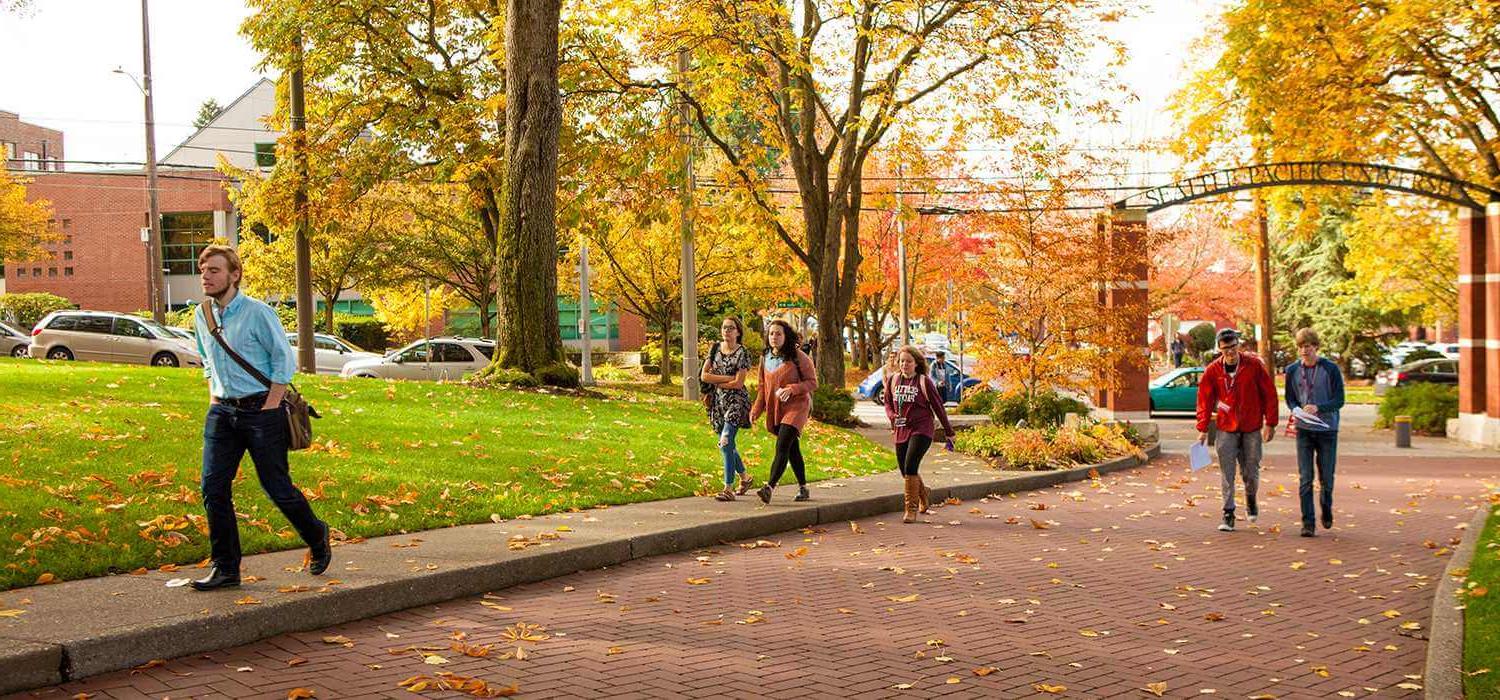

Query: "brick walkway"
<box><xmin>12</xmin><ymin>451</ymin><xmax>1496</xmax><ymax>699</ymax></box>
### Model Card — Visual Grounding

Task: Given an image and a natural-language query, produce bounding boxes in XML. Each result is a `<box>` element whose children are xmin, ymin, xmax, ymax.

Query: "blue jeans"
<box><xmin>718</xmin><ymin>423</ymin><xmax>747</xmax><ymax>487</ymax></box>
<box><xmin>1296</xmin><ymin>430</ymin><xmax>1338</xmax><ymax>527</ymax></box>
<box><xmin>202</xmin><ymin>404</ymin><xmax>324</xmax><ymax>573</ymax></box>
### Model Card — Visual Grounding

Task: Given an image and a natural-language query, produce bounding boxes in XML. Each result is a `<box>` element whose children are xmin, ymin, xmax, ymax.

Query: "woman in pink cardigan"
<box><xmin>751</xmin><ymin>319</ymin><xmax>818</xmax><ymax>503</ymax></box>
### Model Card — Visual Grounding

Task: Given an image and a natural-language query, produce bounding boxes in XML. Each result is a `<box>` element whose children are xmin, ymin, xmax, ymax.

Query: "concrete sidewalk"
<box><xmin>0</xmin><ymin>428</ymin><xmax>1158</xmax><ymax>694</ymax></box>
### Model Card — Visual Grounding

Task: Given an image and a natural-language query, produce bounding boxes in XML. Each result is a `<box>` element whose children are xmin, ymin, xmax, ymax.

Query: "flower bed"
<box><xmin>953</xmin><ymin>420</ymin><xmax>1147</xmax><ymax>470</ymax></box>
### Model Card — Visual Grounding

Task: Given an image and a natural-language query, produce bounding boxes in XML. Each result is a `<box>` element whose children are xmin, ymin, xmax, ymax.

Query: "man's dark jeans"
<box><xmin>202</xmin><ymin>403</ymin><xmax>324</xmax><ymax>573</ymax></box>
<box><xmin>1295</xmin><ymin>429</ymin><xmax>1338</xmax><ymax>527</ymax></box>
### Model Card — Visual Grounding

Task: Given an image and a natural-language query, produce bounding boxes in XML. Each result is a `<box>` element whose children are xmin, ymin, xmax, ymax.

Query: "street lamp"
<box><xmin>113</xmin><ymin>2</ymin><xmax>164</xmax><ymax>323</ymax></box>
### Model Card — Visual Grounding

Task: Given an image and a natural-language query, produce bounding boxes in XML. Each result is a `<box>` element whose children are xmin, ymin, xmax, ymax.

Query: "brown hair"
<box><xmin>198</xmin><ymin>244</ymin><xmax>242</xmax><ymax>277</ymax></box>
<box><xmin>766</xmin><ymin>318</ymin><xmax>800</xmax><ymax>358</ymax></box>
<box><xmin>720</xmin><ymin>315</ymin><xmax>744</xmax><ymax>344</ymax></box>
<box><xmin>1294</xmin><ymin>328</ymin><xmax>1321</xmax><ymax>348</ymax></box>
<box><xmin>884</xmin><ymin>345</ymin><xmax>930</xmax><ymax>403</ymax></box>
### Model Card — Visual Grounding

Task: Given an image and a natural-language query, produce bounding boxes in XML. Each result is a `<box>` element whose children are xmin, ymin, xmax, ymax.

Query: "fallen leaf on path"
<box><xmin>887</xmin><ymin>594</ymin><xmax>920</xmax><ymax>603</ymax></box>
<box><xmin>235</xmin><ymin>596</ymin><xmax>261</xmax><ymax>605</ymax></box>
<box><xmin>686</xmin><ymin>577</ymin><xmax>712</xmax><ymax>585</ymax></box>
<box><xmin>287</xmin><ymin>689</ymin><xmax>316</xmax><ymax>699</ymax></box>
<box><xmin>322</xmin><ymin>635</ymin><xmax>354</xmax><ymax>646</ymax></box>
<box><xmin>0</xmin><ymin>609</ymin><xmax>25</xmax><ymax>618</ymax></box>
<box><xmin>973</xmin><ymin>667</ymin><xmax>998</xmax><ymax>676</ymax></box>
<box><xmin>287</xmin><ymin>657</ymin><xmax>307</xmax><ymax>666</ymax></box>
<box><xmin>1142</xmin><ymin>681</ymin><xmax>1167</xmax><ymax>697</ymax></box>
<box><xmin>1033</xmin><ymin>683</ymin><xmax>1067</xmax><ymax>694</ymax></box>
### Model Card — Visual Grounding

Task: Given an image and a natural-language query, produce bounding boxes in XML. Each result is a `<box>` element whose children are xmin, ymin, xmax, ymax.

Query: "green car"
<box><xmin>1149</xmin><ymin>367</ymin><xmax>1203</xmax><ymax>413</ymax></box>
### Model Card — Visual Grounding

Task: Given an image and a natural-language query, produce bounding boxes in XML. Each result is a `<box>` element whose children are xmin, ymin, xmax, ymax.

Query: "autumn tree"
<box><xmin>1343</xmin><ymin>194</ymin><xmax>1457</xmax><ymax>328</ymax></box>
<box><xmin>373</xmin><ymin>185</ymin><xmax>502</xmax><ymax>338</ymax></box>
<box><xmin>963</xmin><ymin>150</ymin><xmax>1142</xmax><ymax>402</ymax></box>
<box><xmin>0</xmin><ymin>170</ymin><xmax>55</xmax><ymax>265</ymax></box>
<box><xmin>1148</xmin><ymin>206</ymin><xmax>1256</xmax><ymax>330</ymax></box>
<box><xmin>595</xmin><ymin>0</ymin><xmax>1121</xmax><ymax>387</ymax></box>
<box><xmin>220</xmin><ymin>79</ymin><xmax>404</xmax><ymax>333</ymax></box>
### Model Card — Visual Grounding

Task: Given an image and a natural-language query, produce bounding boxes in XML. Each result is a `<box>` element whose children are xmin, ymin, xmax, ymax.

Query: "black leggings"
<box><xmin>767</xmin><ymin>424</ymin><xmax>807</xmax><ymax>488</ymax></box>
<box><xmin>895</xmin><ymin>434</ymin><xmax>933</xmax><ymax>476</ymax></box>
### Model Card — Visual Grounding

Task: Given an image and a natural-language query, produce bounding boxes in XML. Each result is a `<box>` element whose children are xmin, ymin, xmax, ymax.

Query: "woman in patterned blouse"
<box><xmin>700</xmin><ymin>316</ymin><xmax>754</xmax><ymax>501</ymax></box>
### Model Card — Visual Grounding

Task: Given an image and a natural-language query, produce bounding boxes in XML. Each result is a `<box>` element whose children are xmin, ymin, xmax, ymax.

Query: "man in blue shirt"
<box><xmin>930</xmin><ymin>351</ymin><xmax>951</xmax><ymax>402</ymax></box>
<box><xmin>1284</xmin><ymin>328</ymin><xmax>1345</xmax><ymax>538</ymax></box>
<box><xmin>189</xmin><ymin>244</ymin><xmax>330</xmax><ymax>590</ymax></box>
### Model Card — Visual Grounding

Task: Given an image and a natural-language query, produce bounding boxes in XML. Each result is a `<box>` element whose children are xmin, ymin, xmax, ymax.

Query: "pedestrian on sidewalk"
<box><xmin>1284</xmin><ymin>328</ymin><xmax>1345</xmax><ymax>537</ymax></box>
<box><xmin>752</xmin><ymin>319</ymin><xmax>818</xmax><ymax>504</ymax></box>
<box><xmin>189</xmin><ymin>244</ymin><xmax>331</xmax><ymax>591</ymax></box>
<box><xmin>930</xmin><ymin>350</ymin><xmax>951</xmax><ymax>402</ymax></box>
<box><xmin>1194</xmin><ymin>328</ymin><xmax>1278</xmax><ymax>533</ymax></box>
<box><xmin>1171</xmin><ymin>337</ymin><xmax>1185</xmax><ymax>368</ymax></box>
<box><xmin>700</xmin><ymin>316</ymin><xmax>754</xmax><ymax>501</ymax></box>
<box><xmin>882</xmin><ymin>345</ymin><xmax>955</xmax><ymax>523</ymax></box>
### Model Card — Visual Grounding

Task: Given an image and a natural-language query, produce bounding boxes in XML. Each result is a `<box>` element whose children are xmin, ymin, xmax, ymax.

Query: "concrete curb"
<box><xmin>0</xmin><ymin>443</ymin><xmax>1159</xmax><ymax>694</ymax></box>
<box><xmin>1425</xmin><ymin>497</ymin><xmax>1496</xmax><ymax>700</ymax></box>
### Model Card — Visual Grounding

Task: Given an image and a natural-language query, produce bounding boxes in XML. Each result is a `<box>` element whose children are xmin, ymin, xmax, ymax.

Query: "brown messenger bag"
<box><xmin>200</xmin><ymin>302</ymin><xmax>319</xmax><ymax>450</ymax></box>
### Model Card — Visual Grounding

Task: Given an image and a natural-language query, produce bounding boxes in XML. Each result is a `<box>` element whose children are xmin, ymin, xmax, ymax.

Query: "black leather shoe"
<box><xmin>308</xmin><ymin>521</ymin><xmax>332</xmax><ymax>576</ymax></box>
<box><xmin>190</xmin><ymin>566</ymin><xmax>240</xmax><ymax>591</ymax></box>
<box><xmin>1300</xmin><ymin>526</ymin><xmax>1316</xmax><ymax>538</ymax></box>
<box><xmin>1321</xmin><ymin>513</ymin><xmax>1333</xmax><ymax>529</ymax></box>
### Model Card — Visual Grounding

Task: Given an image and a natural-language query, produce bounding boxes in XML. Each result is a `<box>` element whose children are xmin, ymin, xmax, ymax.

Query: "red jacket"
<box><xmin>1195</xmin><ymin>353</ymin><xmax>1278</xmax><ymax>433</ymax></box>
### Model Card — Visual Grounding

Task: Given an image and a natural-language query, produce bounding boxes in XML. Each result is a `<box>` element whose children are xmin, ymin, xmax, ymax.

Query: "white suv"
<box><xmin>286</xmin><ymin>332</ymin><xmax>381</xmax><ymax>375</ymax></box>
<box><xmin>28</xmin><ymin>310</ymin><xmax>202</xmax><ymax>368</ymax></box>
<box><xmin>340</xmin><ymin>336</ymin><xmax>494</xmax><ymax>381</ymax></box>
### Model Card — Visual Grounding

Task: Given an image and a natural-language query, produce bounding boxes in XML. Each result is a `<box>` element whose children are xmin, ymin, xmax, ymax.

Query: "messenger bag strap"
<box><xmin>201</xmin><ymin>300</ymin><xmax>275</xmax><ymax>391</ymax></box>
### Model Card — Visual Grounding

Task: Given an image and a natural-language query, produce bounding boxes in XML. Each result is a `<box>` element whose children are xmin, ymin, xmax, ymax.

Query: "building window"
<box><xmin>47</xmin><ymin>268</ymin><xmax>57</xmax><ymax>277</ymax></box>
<box><xmin>61</xmin><ymin>219</ymin><xmax>71</xmax><ymax>229</ymax></box>
<box><xmin>63</xmin><ymin>251</ymin><xmax>72</xmax><ymax>260</ymax></box>
<box><xmin>2</xmin><ymin>142</ymin><xmax>14</xmax><ymax>160</ymax></box>
<box><xmin>32</xmin><ymin>267</ymin><xmax>41</xmax><ymax>276</ymax></box>
<box><xmin>22</xmin><ymin>152</ymin><xmax>40</xmax><ymax>171</ymax></box>
<box><xmin>253</xmin><ymin>142</ymin><xmax>277</xmax><ymax>168</ymax></box>
<box><xmin>160</xmin><ymin>211</ymin><xmax>216</xmax><ymax>275</ymax></box>
<box><xmin>64</xmin><ymin>267</ymin><xmax>73</xmax><ymax>276</ymax></box>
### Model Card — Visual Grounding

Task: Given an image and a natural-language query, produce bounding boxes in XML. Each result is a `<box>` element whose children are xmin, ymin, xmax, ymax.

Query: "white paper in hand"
<box><xmin>1189</xmin><ymin>442</ymin><xmax>1213</xmax><ymax>472</ymax></box>
<box><xmin>1292</xmin><ymin>407</ymin><xmax>1331</xmax><ymax>430</ymax></box>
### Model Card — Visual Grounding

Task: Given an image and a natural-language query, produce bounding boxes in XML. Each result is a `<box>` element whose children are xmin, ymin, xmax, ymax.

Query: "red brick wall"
<box><xmin>0</xmin><ymin>111</ymin><xmax>64</xmax><ymax>170</ymax></box>
<box><xmin>616</xmin><ymin>308</ymin><xmax>646</xmax><ymax>351</ymax></box>
<box><xmin>4</xmin><ymin>170</ymin><xmax>231</xmax><ymax>312</ymax></box>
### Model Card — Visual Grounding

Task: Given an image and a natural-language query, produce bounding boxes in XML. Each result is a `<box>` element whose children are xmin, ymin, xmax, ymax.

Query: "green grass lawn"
<box><xmin>0</xmin><ymin>358</ymin><xmax>889</xmax><ymax>591</ymax></box>
<box><xmin>1465</xmin><ymin>501</ymin><xmax>1500</xmax><ymax>698</ymax></box>
<box><xmin>1270</xmin><ymin>377</ymin><xmax>1380</xmax><ymax>405</ymax></box>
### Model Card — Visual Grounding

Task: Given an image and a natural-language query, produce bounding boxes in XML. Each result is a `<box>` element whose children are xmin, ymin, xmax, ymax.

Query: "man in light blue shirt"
<box><xmin>188</xmin><ymin>244</ymin><xmax>330</xmax><ymax>591</ymax></box>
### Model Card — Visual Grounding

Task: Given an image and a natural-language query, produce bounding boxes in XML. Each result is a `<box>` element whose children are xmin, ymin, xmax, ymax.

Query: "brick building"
<box><xmin>0</xmin><ymin>110</ymin><xmax>63</xmax><ymax>172</ymax></box>
<box><xmin>3</xmin><ymin>170</ymin><xmax>234</xmax><ymax>312</ymax></box>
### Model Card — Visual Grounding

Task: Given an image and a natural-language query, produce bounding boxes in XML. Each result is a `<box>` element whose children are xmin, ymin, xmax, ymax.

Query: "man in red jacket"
<box><xmin>1196</xmin><ymin>328</ymin><xmax>1278</xmax><ymax>532</ymax></box>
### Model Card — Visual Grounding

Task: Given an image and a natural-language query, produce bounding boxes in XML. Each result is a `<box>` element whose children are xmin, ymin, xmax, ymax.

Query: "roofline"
<box><xmin>160</xmin><ymin>78</ymin><xmax>279</xmax><ymax>165</ymax></box>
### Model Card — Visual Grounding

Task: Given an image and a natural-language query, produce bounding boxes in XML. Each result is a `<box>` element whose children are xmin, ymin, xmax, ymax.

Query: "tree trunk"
<box><xmin>656</xmin><ymin>313</ymin><xmax>674</xmax><ymax>385</ymax></box>
<box><xmin>322</xmin><ymin>292</ymin><xmax>338</xmax><ymax>335</ymax></box>
<box><xmin>492</xmin><ymin>0</ymin><xmax>565</xmax><ymax>375</ymax></box>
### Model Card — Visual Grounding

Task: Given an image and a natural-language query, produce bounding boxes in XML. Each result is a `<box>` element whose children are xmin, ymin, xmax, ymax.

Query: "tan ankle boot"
<box><xmin>902</xmin><ymin>476</ymin><xmax>919</xmax><ymax>524</ymax></box>
<box><xmin>917</xmin><ymin>476</ymin><xmax>931</xmax><ymax>514</ymax></box>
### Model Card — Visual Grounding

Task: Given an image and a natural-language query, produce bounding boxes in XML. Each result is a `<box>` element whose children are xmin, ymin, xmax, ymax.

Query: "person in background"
<box><xmin>883</xmin><ymin>345</ymin><xmax>955</xmax><ymax>522</ymax></box>
<box><xmin>930</xmin><ymin>350</ymin><xmax>951</xmax><ymax>402</ymax></box>
<box><xmin>1170</xmin><ymin>337</ymin><xmax>1186</xmax><ymax>368</ymax></box>
<box><xmin>1284</xmin><ymin>328</ymin><xmax>1345</xmax><ymax>537</ymax></box>
<box><xmin>752</xmin><ymin>319</ymin><xmax>819</xmax><ymax>503</ymax></box>
<box><xmin>700</xmin><ymin>316</ymin><xmax>754</xmax><ymax>501</ymax></box>
<box><xmin>1195</xmin><ymin>328</ymin><xmax>1278</xmax><ymax>533</ymax></box>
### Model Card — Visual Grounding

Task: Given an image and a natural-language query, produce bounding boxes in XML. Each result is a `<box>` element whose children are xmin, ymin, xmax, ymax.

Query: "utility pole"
<box><xmin>290</xmin><ymin>35</ymin><xmax>316</xmax><ymax>374</ymax></box>
<box><xmin>579</xmin><ymin>236</ymin><xmax>595</xmax><ymax>386</ymax></box>
<box><xmin>139</xmin><ymin>0</ymin><xmax>164</xmax><ymax>323</ymax></box>
<box><xmin>895</xmin><ymin>165</ymin><xmax>910</xmax><ymax>348</ymax></box>
<box><xmin>678</xmin><ymin>48</ymin><xmax>699</xmax><ymax>401</ymax></box>
<box><xmin>1254</xmin><ymin>197</ymin><xmax>1274</xmax><ymax>360</ymax></box>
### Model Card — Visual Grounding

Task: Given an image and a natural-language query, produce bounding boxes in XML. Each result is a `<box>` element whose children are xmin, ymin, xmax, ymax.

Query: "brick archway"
<box><xmin>1109</xmin><ymin>164</ymin><xmax>1500</xmax><ymax>447</ymax></box>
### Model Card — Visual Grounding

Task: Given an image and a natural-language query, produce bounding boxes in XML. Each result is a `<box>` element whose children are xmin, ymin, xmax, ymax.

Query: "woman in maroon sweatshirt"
<box><xmin>881</xmin><ymin>346</ymin><xmax>955</xmax><ymax>523</ymax></box>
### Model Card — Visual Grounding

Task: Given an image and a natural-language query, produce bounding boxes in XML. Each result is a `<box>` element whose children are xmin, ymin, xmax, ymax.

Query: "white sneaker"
<box><xmin>1217</xmin><ymin>522</ymin><xmax>1234</xmax><ymax>532</ymax></box>
<box><xmin>1248</xmin><ymin>513</ymin><xmax>1258</xmax><ymax>524</ymax></box>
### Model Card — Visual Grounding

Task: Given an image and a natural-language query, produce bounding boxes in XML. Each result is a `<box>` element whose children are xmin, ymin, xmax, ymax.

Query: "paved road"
<box><xmin>15</xmin><ymin>439</ymin><xmax>1495</xmax><ymax>699</ymax></box>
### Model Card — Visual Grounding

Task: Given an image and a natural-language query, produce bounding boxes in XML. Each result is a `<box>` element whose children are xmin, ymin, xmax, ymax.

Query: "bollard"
<box><xmin>1394</xmin><ymin>415</ymin><xmax>1412</xmax><ymax>448</ymax></box>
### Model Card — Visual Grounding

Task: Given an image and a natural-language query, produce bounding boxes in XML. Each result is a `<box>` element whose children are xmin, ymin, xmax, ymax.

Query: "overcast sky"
<box><xmin>0</xmin><ymin>0</ymin><xmax>1222</xmax><ymax>175</ymax></box>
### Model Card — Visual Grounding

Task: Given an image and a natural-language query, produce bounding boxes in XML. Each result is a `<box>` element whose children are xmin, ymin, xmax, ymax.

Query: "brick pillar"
<box><xmin>1102</xmin><ymin>207</ymin><xmax>1151</xmax><ymax>421</ymax></box>
<box><xmin>1457</xmin><ymin>208</ymin><xmax>1487</xmax><ymax>419</ymax></box>
<box><xmin>1487</xmin><ymin>202</ymin><xmax>1500</xmax><ymax>426</ymax></box>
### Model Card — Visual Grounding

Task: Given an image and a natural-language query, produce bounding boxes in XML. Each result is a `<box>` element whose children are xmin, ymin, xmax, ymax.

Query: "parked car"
<box><xmin>1385</xmin><ymin>340</ymin><xmax>1431</xmax><ymax>367</ymax></box>
<box><xmin>1149</xmin><ymin>366</ymin><xmax>1203</xmax><ymax>413</ymax></box>
<box><xmin>856</xmin><ymin>356</ymin><xmax>982</xmax><ymax>404</ymax></box>
<box><xmin>286</xmin><ymin>332</ymin><xmax>381</xmax><ymax>375</ymax></box>
<box><xmin>27</xmin><ymin>310</ymin><xmax>202</xmax><ymax>367</ymax></box>
<box><xmin>1428</xmin><ymin>342</ymin><xmax>1460</xmax><ymax>360</ymax></box>
<box><xmin>340</xmin><ymin>337</ymin><xmax>494</xmax><ymax>381</ymax></box>
<box><xmin>1373</xmin><ymin>358</ymin><xmax>1458</xmax><ymax>395</ymax></box>
<box><xmin>1</xmin><ymin>320</ymin><xmax>29</xmax><ymax>358</ymax></box>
